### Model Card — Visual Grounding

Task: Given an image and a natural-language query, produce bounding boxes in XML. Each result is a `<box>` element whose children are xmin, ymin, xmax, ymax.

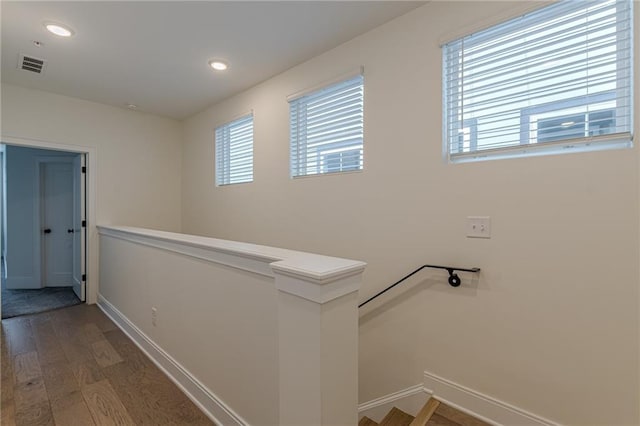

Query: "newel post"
<box><xmin>271</xmin><ymin>257</ymin><xmax>366</xmax><ymax>426</ymax></box>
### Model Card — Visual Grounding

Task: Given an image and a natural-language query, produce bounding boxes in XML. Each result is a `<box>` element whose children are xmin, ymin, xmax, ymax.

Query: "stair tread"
<box><xmin>434</xmin><ymin>403</ymin><xmax>491</xmax><ymax>426</ymax></box>
<box><xmin>359</xmin><ymin>416</ymin><xmax>379</xmax><ymax>426</ymax></box>
<box><xmin>379</xmin><ymin>407</ymin><xmax>415</xmax><ymax>426</ymax></box>
<box><xmin>426</xmin><ymin>413</ymin><xmax>460</xmax><ymax>426</ymax></box>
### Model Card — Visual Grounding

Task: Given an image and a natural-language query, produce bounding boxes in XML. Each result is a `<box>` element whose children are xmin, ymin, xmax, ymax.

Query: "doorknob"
<box><xmin>43</xmin><ymin>228</ymin><xmax>52</xmax><ymax>234</ymax></box>
<box><xmin>67</xmin><ymin>229</ymin><xmax>75</xmax><ymax>234</ymax></box>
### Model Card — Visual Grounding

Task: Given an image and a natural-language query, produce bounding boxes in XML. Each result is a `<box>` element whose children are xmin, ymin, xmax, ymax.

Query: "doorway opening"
<box><xmin>1</xmin><ymin>144</ymin><xmax>87</xmax><ymax>319</ymax></box>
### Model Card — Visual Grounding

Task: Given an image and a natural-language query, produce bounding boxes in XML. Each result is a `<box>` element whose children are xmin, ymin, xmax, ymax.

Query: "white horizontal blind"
<box><xmin>290</xmin><ymin>74</ymin><xmax>364</xmax><ymax>177</ymax></box>
<box><xmin>215</xmin><ymin>114</ymin><xmax>254</xmax><ymax>186</ymax></box>
<box><xmin>443</xmin><ymin>0</ymin><xmax>633</xmax><ymax>161</ymax></box>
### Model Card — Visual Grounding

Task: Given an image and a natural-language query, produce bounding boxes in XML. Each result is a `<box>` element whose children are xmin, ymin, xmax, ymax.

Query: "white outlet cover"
<box><xmin>467</xmin><ymin>216</ymin><xmax>491</xmax><ymax>238</ymax></box>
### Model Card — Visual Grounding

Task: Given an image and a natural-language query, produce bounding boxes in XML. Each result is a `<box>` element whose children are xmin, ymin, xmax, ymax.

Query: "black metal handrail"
<box><xmin>358</xmin><ymin>264</ymin><xmax>480</xmax><ymax>308</ymax></box>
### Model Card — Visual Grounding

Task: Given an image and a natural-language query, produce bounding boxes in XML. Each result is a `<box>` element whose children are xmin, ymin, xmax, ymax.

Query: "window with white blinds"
<box><xmin>289</xmin><ymin>74</ymin><xmax>364</xmax><ymax>177</ymax></box>
<box><xmin>443</xmin><ymin>0</ymin><xmax>633</xmax><ymax>162</ymax></box>
<box><xmin>215</xmin><ymin>113</ymin><xmax>253</xmax><ymax>186</ymax></box>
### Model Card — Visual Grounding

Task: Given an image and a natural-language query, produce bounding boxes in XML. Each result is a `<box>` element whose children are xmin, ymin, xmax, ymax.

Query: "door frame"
<box><xmin>1</xmin><ymin>135</ymin><xmax>98</xmax><ymax>304</ymax></box>
<box><xmin>36</xmin><ymin>156</ymin><xmax>75</xmax><ymax>288</ymax></box>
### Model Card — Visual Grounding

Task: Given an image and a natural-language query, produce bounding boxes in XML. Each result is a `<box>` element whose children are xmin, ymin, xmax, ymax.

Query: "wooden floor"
<box><xmin>1</xmin><ymin>303</ymin><xmax>215</xmax><ymax>425</ymax></box>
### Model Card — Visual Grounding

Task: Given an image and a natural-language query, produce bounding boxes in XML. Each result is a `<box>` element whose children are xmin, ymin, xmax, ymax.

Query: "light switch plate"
<box><xmin>467</xmin><ymin>216</ymin><xmax>491</xmax><ymax>238</ymax></box>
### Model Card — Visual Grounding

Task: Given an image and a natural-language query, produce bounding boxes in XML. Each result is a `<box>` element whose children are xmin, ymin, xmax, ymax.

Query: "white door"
<box><xmin>72</xmin><ymin>155</ymin><xmax>86</xmax><ymax>301</ymax></box>
<box><xmin>41</xmin><ymin>162</ymin><xmax>73</xmax><ymax>287</ymax></box>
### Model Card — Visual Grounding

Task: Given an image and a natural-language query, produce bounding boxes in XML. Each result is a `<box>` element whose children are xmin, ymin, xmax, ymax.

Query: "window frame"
<box><xmin>289</xmin><ymin>72</ymin><xmax>364</xmax><ymax>178</ymax></box>
<box><xmin>442</xmin><ymin>0</ymin><xmax>634</xmax><ymax>163</ymax></box>
<box><xmin>214</xmin><ymin>112</ymin><xmax>254</xmax><ymax>186</ymax></box>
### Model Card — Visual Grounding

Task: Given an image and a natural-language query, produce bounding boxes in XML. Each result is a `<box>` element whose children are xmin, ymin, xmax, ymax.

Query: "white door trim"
<box><xmin>1</xmin><ymin>135</ymin><xmax>98</xmax><ymax>304</ymax></box>
<box><xmin>72</xmin><ymin>154</ymin><xmax>86</xmax><ymax>301</ymax></box>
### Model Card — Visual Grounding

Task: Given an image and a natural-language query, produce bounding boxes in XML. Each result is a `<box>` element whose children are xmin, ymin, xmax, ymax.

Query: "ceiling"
<box><xmin>1</xmin><ymin>1</ymin><xmax>424</xmax><ymax>120</ymax></box>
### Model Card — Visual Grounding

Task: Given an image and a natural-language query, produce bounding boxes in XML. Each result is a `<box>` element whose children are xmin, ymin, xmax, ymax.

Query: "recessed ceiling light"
<box><xmin>209</xmin><ymin>60</ymin><xmax>228</xmax><ymax>71</ymax></box>
<box><xmin>126</xmin><ymin>103</ymin><xmax>138</xmax><ymax>110</ymax></box>
<box><xmin>33</xmin><ymin>40</ymin><xmax>44</xmax><ymax>47</ymax></box>
<box><xmin>44</xmin><ymin>23</ymin><xmax>74</xmax><ymax>37</ymax></box>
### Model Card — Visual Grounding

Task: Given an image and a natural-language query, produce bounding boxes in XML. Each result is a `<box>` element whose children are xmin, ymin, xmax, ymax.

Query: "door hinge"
<box><xmin>82</xmin><ymin>220</ymin><xmax>86</xmax><ymax>227</ymax></box>
<box><xmin>82</xmin><ymin>274</ymin><xmax>86</xmax><ymax>281</ymax></box>
<box><xmin>82</xmin><ymin>166</ymin><xmax>86</xmax><ymax>173</ymax></box>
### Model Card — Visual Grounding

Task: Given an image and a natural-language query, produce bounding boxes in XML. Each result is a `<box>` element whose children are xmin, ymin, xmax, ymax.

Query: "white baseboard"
<box><xmin>97</xmin><ymin>294</ymin><xmax>248</xmax><ymax>426</ymax></box>
<box><xmin>358</xmin><ymin>372</ymin><xmax>561</xmax><ymax>426</ymax></box>
<box><xmin>358</xmin><ymin>384</ymin><xmax>429</xmax><ymax>422</ymax></box>
<box><xmin>423</xmin><ymin>371</ymin><xmax>562</xmax><ymax>426</ymax></box>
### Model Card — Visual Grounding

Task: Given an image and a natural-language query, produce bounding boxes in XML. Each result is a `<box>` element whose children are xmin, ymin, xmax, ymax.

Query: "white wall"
<box><xmin>99</xmin><ymin>231</ymin><xmax>279</xmax><ymax>425</ymax></box>
<box><xmin>181</xmin><ymin>2</ymin><xmax>640</xmax><ymax>425</ymax></box>
<box><xmin>1</xmin><ymin>83</ymin><xmax>183</xmax><ymax>302</ymax></box>
<box><xmin>4</xmin><ymin>146</ymin><xmax>76</xmax><ymax>289</ymax></box>
<box><xmin>1</xmin><ymin>83</ymin><xmax>182</xmax><ymax>232</ymax></box>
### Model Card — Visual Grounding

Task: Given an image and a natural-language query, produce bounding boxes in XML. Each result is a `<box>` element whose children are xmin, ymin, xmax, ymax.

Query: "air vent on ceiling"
<box><xmin>19</xmin><ymin>54</ymin><xmax>46</xmax><ymax>74</ymax></box>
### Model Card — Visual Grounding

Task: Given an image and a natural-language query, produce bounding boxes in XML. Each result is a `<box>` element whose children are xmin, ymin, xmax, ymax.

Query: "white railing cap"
<box><xmin>97</xmin><ymin>225</ymin><xmax>366</xmax><ymax>298</ymax></box>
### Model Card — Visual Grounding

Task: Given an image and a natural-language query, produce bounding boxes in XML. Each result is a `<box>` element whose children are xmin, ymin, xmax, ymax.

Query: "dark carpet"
<box><xmin>1</xmin><ymin>274</ymin><xmax>81</xmax><ymax>319</ymax></box>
